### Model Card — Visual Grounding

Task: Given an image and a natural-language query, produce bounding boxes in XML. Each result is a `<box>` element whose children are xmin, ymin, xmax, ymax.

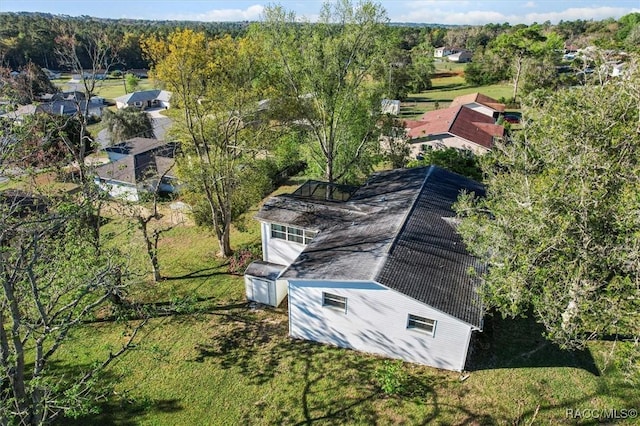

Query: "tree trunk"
<box><xmin>218</xmin><ymin>219</ymin><xmax>233</xmax><ymax>258</ymax></box>
<box><xmin>512</xmin><ymin>57</ymin><xmax>523</xmax><ymax>101</ymax></box>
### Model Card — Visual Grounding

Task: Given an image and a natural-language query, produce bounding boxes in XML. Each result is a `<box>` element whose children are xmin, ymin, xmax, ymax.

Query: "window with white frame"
<box><xmin>271</xmin><ymin>224</ymin><xmax>317</xmax><ymax>245</ymax></box>
<box><xmin>322</xmin><ymin>292</ymin><xmax>347</xmax><ymax>312</ymax></box>
<box><xmin>407</xmin><ymin>314</ymin><xmax>436</xmax><ymax>335</ymax></box>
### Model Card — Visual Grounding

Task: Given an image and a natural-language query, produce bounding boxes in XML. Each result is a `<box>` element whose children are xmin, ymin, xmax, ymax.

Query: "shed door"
<box><xmin>251</xmin><ymin>278</ymin><xmax>274</xmax><ymax>306</ymax></box>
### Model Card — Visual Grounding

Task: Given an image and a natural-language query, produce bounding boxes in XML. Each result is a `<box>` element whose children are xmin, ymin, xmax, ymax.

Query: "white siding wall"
<box><xmin>94</xmin><ymin>178</ymin><xmax>139</xmax><ymax>201</ymax></box>
<box><xmin>410</xmin><ymin>135</ymin><xmax>489</xmax><ymax>157</ymax></box>
<box><xmin>275</xmin><ymin>279</ymin><xmax>288</xmax><ymax>306</ymax></box>
<box><xmin>260</xmin><ymin>222</ymin><xmax>307</xmax><ymax>266</ymax></box>
<box><xmin>288</xmin><ymin>280</ymin><xmax>474</xmax><ymax>371</ymax></box>
<box><xmin>463</xmin><ymin>103</ymin><xmax>495</xmax><ymax>118</ymax></box>
<box><xmin>244</xmin><ymin>275</ymin><xmax>288</xmax><ymax>307</ymax></box>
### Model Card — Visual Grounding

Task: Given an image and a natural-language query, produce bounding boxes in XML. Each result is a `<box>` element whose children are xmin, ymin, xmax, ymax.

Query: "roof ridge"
<box><xmin>448</xmin><ymin>105</ymin><xmax>465</xmax><ymax>133</ymax></box>
<box><xmin>372</xmin><ymin>165</ymin><xmax>435</xmax><ymax>282</ymax></box>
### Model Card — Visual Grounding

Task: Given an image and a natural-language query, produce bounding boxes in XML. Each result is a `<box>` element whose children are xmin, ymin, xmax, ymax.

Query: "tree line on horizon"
<box><xmin>0</xmin><ymin>10</ymin><xmax>638</xmax><ymax>72</ymax></box>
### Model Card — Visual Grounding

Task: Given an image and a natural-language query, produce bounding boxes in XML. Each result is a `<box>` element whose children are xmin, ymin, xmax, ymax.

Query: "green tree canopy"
<box><xmin>490</xmin><ymin>24</ymin><xmax>563</xmax><ymax>100</ymax></box>
<box><xmin>455</xmin><ymin>58</ymin><xmax>640</xmax><ymax>358</ymax></box>
<box><xmin>143</xmin><ymin>30</ymin><xmax>274</xmax><ymax>257</ymax></box>
<box><xmin>102</xmin><ymin>107</ymin><xmax>155</xmax><ymax>143</ymax></box>
<box><xmin>261</xmin><ymin>0</ymin><xmax>390</xmax><ymax>184</ymax></box>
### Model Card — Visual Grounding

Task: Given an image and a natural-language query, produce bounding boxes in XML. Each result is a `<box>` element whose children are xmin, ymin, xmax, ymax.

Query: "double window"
<box><xmin>271</xmin><ymin>224</ymin><xmax>317</xmax><ymax>244</ymax></box>
<box><xmin>407</xmin><ymin>314</ymin><xmax>436</xmax><ymax>335</ymax></box>
<box><xmin>322</xmin><ymin>292</ymin><xmax>347</xmax><ymax>312</ymax></box>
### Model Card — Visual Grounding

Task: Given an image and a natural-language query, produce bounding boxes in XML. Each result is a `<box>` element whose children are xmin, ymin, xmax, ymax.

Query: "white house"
<box><xmin>114</xmin><ymin>90</ymin><xmax>172</xmax><ymax>110</ymax></box>
<box><xmin>94</xmin><ymin>138</ymin><xmax>179</xmax><ymax>202</ymax></box>
<box><xmin>447</xmin><ymin>50</ymin><xmax>473</xmax><ymax>63</ymax></box>
<box><xmin>434</xmin><ymin>46</ymin><xmax>461</xmax><ymax>58</ymax></box>
<box><xmin>246</xmin><ymin>166</ymin><xmax>485</xmax><ymax>371</ymax></box>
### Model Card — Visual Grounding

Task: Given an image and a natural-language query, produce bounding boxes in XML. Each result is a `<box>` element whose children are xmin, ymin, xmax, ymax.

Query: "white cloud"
<box><xmin>391</xmin><ymin>6</ymin><xmax>640</xmax><ymax>25</ymax></box>
<box><xmin>168</xmin><ymin>4</ymin><xmax>265</xmax><ymax>22</ymax></box>
<box><xmin>524</xmin><ymin>2</ymin><xmax>536</xmax><ymax>8</ymax></box>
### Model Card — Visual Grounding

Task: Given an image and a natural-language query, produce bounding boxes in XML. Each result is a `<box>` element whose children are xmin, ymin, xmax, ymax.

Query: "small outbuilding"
<box><xmin>244</xmin><ymin>261</ymin><xmax>288</xmax><ymax>307</ymax></box>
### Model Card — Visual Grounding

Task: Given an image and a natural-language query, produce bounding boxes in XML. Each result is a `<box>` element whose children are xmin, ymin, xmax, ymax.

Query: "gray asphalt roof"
<box><xmin>257</xmin><ymin>166</ymin><xmax>484</xmax><ymax>328</ymax></box>
<box><xmin>96</xmin><ymin>139</ymin><xmax>178</xmax><ymax>184</ymax></box>
<box><xmin>115</xmin><ymin>90</ymin><xmax>171</xmax><ymax>105</ymax></box>
<box><xmin>245</xmin><ymin>261</ymin><xmax>287</xmax><ymax>281</ymax></box>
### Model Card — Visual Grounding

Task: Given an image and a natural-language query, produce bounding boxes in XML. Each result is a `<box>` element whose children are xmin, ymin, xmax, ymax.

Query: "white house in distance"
<box><xmin>114</xmin><ymin>89</ymin><xmax>172</xmax><ymax>110</ymax></box>
<box><xmin>447</xmin><ymin>50</ymin><xmax>473</xmax><ymax>63</ymax></box>
<box><xmin>94</xmin><ymin>137</ymin><xmax>179</xmax><ymax>201</ymax></box>
<box><xmin>245</xmin><ymin>166</ymin><xmax>485</xmax><ymax>371</ymax></box>
<box><xmin>434</xmin><ymin>46</ymin><xmax>461</xmax><ymax>58</ymax></box>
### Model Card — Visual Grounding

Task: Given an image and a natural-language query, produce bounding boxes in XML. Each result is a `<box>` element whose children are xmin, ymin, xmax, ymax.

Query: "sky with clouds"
<box><xmin>1</xmin><ymin>1</ymin><xmax>638</xmax><ymax>25</ymax></box>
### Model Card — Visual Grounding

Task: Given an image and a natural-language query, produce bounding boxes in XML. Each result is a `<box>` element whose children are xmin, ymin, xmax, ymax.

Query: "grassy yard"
<box><xmin>401</xmin><ymin>63</ymin><xmax>513</xmax><ymax>119</ymax></box>
<box><xmin>39</xmin><ymin>177</ymin><xmax>638</xmax><ymax>425</ymax></box>
<box><xmin>52</xmin><ymin>77</ymin><xmax>157</xmax><ymax>102</ymax></box>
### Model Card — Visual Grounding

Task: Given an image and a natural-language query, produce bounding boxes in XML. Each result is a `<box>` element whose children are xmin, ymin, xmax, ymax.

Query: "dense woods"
<box><xmin>1</xmin><ymin>12</ymin><xmax>638</xmax><ymax>72</ymax></box>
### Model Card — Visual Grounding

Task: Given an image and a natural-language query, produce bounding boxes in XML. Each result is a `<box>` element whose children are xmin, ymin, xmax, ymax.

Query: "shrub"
<box><xmin>374</xmin><ymin>360</ymin><xmax>407</xmax><ymax>395</ymax></box>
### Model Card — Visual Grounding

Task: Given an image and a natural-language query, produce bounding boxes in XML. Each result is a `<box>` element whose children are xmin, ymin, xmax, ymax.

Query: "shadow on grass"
<box><xmin>467</xmin><ymin>313</ymin><xmax>600</xmax><ymax>376</ymax></box>
<box><xmin>192</xmin><ymin>308</ymin><xmax>495</xmax><ymax>425</ymax></box>
<box><xmin>48</xmin><ymin>361</ymin><xmax>183</xmax><ymax>426</ymax></box>
<box><xmin>162</xmin><ymin>266</ymin><xmax>229</xmax><ymax>280</ymax></box>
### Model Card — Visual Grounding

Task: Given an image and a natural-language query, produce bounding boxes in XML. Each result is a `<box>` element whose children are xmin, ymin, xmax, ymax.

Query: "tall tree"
<box><xmin>262</xmin><ymin>0</ymin><xmax>390</xmax><ymax>184</ymax></box>
<box><xmin>491</xmin><ymin>24</ymin><xmax>563</xmax><ymax>100</ymax></box>
<box><xmin>102</xmin><ymin>107</ymin><xmax>155</xmax><ymax>144</ymax></box>
<box><xmin>0</xmin><ymin>189</ymin><xmax>144</xmax><ymax>425</ymax></box>
<box><xmin>143</xmin><ymin>30</ymin><xmax>272</xmax><ymax>257</ymax></box>
<box><xmin>455</xmin><ymin>58</ymin><xmax>640</xmax><ymax>361</ymax></box>
<box><xmin>55</xmin><ymin>25</ymin><xmax>121</xmax><ymax>184</ymax></box>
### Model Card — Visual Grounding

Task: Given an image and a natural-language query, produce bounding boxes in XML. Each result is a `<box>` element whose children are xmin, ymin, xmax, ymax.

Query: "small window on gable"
<box><xmin>407</xmin><ymin>314</ymin><xmax>436</xmax><ymax>335</ymax></box>
<box><xmin>323</xmin><ymin>292</ymin><xmax>347</xmax><ymax>312</ymax></box>
<box><xmin>270</xmin><ymin>224</ymin><xmax>317</xmax><ymax>245</ymax></box>
<box><xmin>304</xmin><ymin>230</ymin><xmax>318</xmax><ymax>244</ymax></box>
<box><xmin>271</xmin><ymin>224</ymin><xmax>286</xmax><ymax>239</ymax></box>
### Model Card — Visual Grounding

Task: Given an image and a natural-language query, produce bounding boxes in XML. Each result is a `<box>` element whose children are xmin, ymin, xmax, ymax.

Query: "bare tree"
<box><xmin>0</xmin><ymin>188</ymin><xmax>145</xmax><ymax>425</ymax></box>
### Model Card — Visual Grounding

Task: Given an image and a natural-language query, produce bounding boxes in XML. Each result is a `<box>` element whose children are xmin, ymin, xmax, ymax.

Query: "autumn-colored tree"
<box><xmin>143</xmin><ymin>30</ymin><xmax>273</xmax><ymax>257</ymax></box>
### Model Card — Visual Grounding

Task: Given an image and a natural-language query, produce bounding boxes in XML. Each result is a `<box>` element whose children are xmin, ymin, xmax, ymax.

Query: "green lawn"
<box><xmin>401</xmin><ymin>64</ymin><xmax>513</xmax><ymax>119</ymax></box>
<box><xmin>52</xmin><ymin>77</ymin><xmax>157</xmax><ymax>102</ymax></box>
<box><xmin>41</xmin><ymin>178</ymin><xmax>639</xmax><ymax>425</ymax></box>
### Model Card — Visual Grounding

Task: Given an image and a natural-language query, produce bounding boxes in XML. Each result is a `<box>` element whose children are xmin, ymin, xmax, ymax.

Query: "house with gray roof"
<box><xmin>94</xmin><ymin>138</ymin><xmax>179</xmax><ymax>202</ymax></box>
<box><xmin>114</xmin><ymin>90</ymin><xmax>171</xmax><ymax>110</ymax></box>
<box><xmin>246</xmin><ymin>165</ymin><xmax>485</xmax><ymax>371</ymax></box>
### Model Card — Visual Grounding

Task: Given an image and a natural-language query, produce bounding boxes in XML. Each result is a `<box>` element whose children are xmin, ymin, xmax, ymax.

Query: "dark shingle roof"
<box><xmin>245</xmin><ymin>261</ymin><xmax>287</xmax><ymax>281</ymax></box>
<box><xmin>115</xmin><ymin>90</ymin><xmax>171</xmax><ymax>105</ymax></box>
<box><xmin>96</xmin><ymin>139</ymin><xmax>178</xmax><ymax>185</ymax></box>
<box><xmin>376</xmin><ymin>167</ymin><xmax>485</xmax><ymax>327</ymax></box>
<box><xmin>260</xmin><ymin>166</ymin><xmax>484</xmax><ymax>328</ymax></box>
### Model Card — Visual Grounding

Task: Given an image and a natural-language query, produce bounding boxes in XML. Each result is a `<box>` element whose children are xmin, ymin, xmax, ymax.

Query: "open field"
<box><xmin>52</xmin><ymin>77</ymin><xmax>157</xmax><ymax>102</ymax></box>
<box><xmin>29</xmin><ymin>177</ymin><xmax>636</xmax><ymax>425</ymax></box>
<box><xmin>401</xmin><ymin>63</ymin><xmax>513</xmax><ymax>119</ymax></box>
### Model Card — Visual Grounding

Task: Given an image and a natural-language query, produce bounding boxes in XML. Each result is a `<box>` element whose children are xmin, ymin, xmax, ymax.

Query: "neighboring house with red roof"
<box><xmin>404</xmin><ymin>105</ymin><xmax>504</xmax><ymax>156</ymax></box>
<box><xmin>450</xmin><ymin>93</ymin><xmax>505</xmax><ymax>119</ymax></box>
